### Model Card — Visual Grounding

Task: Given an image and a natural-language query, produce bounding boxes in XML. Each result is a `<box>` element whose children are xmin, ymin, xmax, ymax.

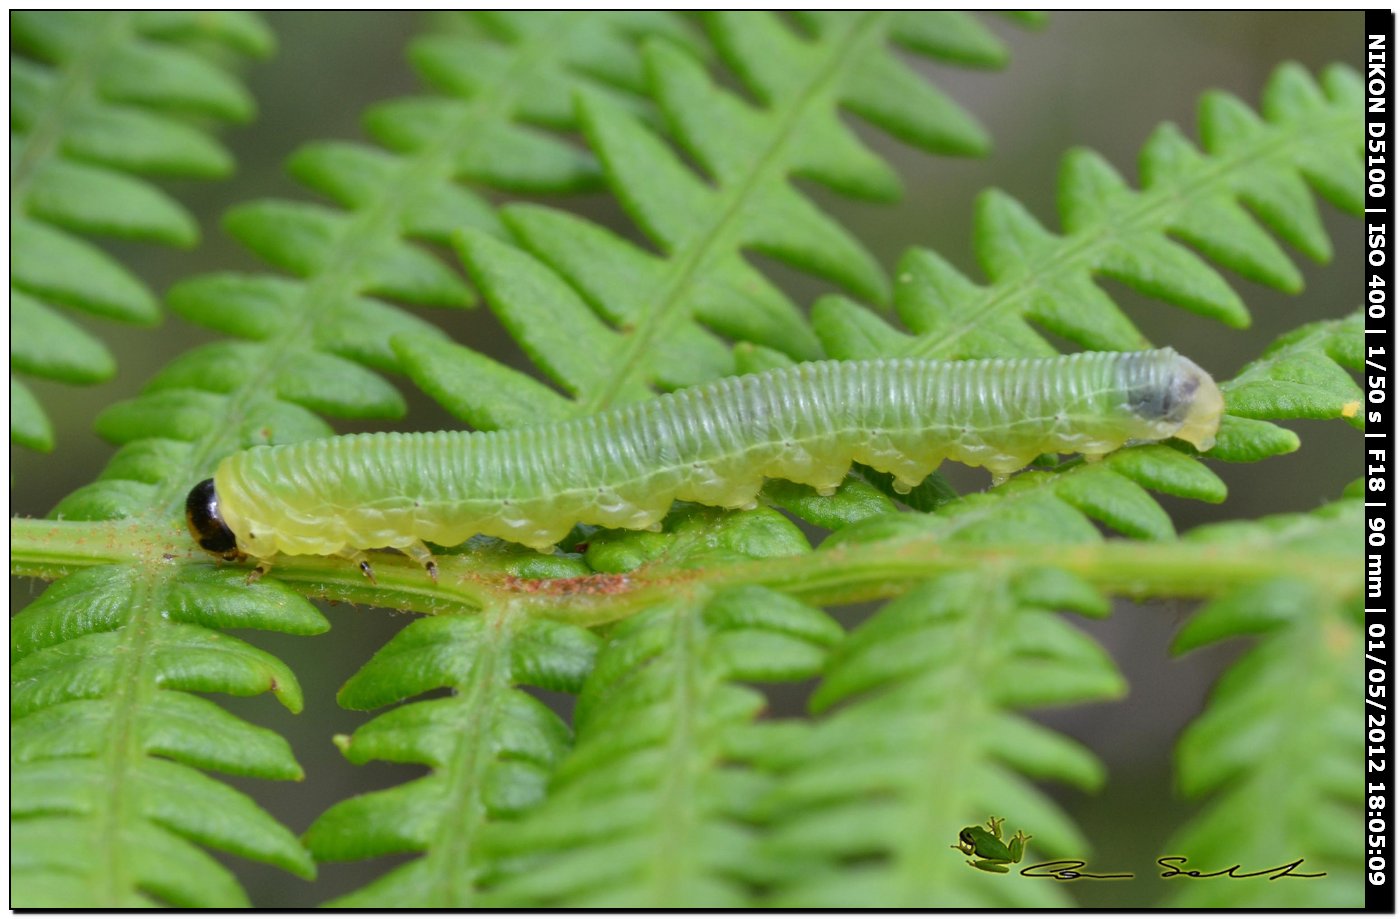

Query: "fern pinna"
<box><xmin>815</xmin><ymin>62</ymin><xmax>1361</xmax><ymax>362</ymax></box>
<box><xmin>10</xmin><ymin>10</ymin><xmax>272</xmax><ymax>451</ymax></box>
<box><xmin>12</xmin><ymin>10</ymin><xmax>707</xmax><ymax>906</ymax></box>
<box><xmin>396</xmin><ymin>10</ymin><xmax>1030</xmax><ymax>421</ymax></box>
<box><xmin>10</xmin><ymin>11</ymin><xmax>1363</xmax><ymax>909</ymax></box>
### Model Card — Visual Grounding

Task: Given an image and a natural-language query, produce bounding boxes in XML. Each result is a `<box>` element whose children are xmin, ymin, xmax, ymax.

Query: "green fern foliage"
<box><xmin>750</xmin><ymin>571</ymin><xmax>1113</xmax><ymax>907</ymax></box>
<box><xmin>1205</xmin><ymin>309</ymin><xmax>1362</xmax><ymax>462</ymax></box>
<box><xmin>10</xmin><ymin>15</ymin><xmax>1367</xmax><ymax>910</ymax></box>
<box><xmin>813</xmin><ymin>63</ymin><xmax>1363</xmax><ymax>361</ymax></box>
<box><xmin>16</xmin><ymin>15</ymin><xmax>711</xmax><ymax>907</ymax></box>
<box><xmin>10</xmin><ymin>11</ymin><xmax>272</xmax><ymax>450</ymax></box>
<box><xmin>780</xmin><ymin>440</ymin><xmax>1222</xmax><ymax>549</ymax></box>
<box><xmin>305</xmin><ymin>509</ymin><xmax>819</xmax><ymax>907</ymax></box>
<box><xmin>475</xmin><ymin>587</ymin><xmax>843</xmax><ymax>908</ymax></box>
<box><xmin>1221</xmin><ymin>310</ymin><xmax>1363</xmax><ymax>426</ymax></box>
<box><xmin>405</xmin><ymin>12</ymin><xmax>705</xmax><ymax>179</ymax></box>
<box><xmin>10</xmin><ymin>564</ymin><xmax>325</xmax><ymax>906</ymax></box>
<box><xmin>1169</xmin><ymin>500</ymin><xmax>1362</xmax><ymax>907</ymax></box>
<box><xmin>56</xmin><ymin>11</ymin><xmax>698</xmax><ymax>522</ymax></box>
<box><xmin>397</xmin><ymin>11</ymin><xmax>1025</xmax><ymax>421</ymax></box>
<box><xmin>304</xmin><ymin>609</ymin><xmax>600</xmax><ymax>907</ymax></box>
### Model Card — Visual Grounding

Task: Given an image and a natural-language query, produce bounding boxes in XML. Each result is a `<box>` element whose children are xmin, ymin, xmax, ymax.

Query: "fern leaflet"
<box><xmin>10</xmin><ymin>565</ymin><xmax>323</xmax><ymax>906</ymax></box>
<box><xmin>751</xmin><ymin>571</ymin><xmax>1112</xmax><ymax>907</ymax></box>
<box><xmin>304</xmin><ymin>607</ymin><xmax>599</xmax><ymax>907</ymax></box>
<box><xmin>813</xmin><ymin>63</ymin><xmax>1363</xmax><ymax>361</ymax></box>
<box><xmin>397</xmin><ymin>11</ymin><xmax>1029</xmax><ymax>425</ymax></box>
<box><xmin>12</xmin><ymin>13</ymin><xmax>698</xmax><ymax>906</ymax></box>
<box><xmin>10</xmin><ymin>10</ymin><xmax>271</xmax><ymax>450</ymax></box>
<box><xmin>473</xmin><ymin>587</ymin><xmax>841</xmax><ymax>908</ymax></box>
<box><xmin>1169</xmin><ymin>499</ymin><xmax>1362</xmax><ymax>906</ymax></box>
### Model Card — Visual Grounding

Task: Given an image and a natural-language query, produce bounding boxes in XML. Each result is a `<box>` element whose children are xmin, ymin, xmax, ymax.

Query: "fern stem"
<box><xmin>14</xmin><ymin>512</ymin><xmax>1356</xmax><ymax>625</ymax></box>
<box><xmin>646</xmin><ymin>604</ymin><xmax>706</xmax><ymax>901</ymax></box>
<box><xmin>9</xmin><ymin>517</ymin><xmax>169</xmax><ymax>574</ymax></box>
<box><xmin>710</xmin><ymin>537</ymin><xmax>1358</xmax><ymax>611</ymax></box>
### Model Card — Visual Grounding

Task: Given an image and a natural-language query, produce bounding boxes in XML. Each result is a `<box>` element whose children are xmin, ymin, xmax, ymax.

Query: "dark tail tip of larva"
<box><xmin>1123</xmin><ymin>350</ymin><xmax>1223</xmax><ymax>451</ymax></box>
<box><xmin>185</xmin><ymin>478</ymin><xmax>240</xmax><ymax>558</ymax></box>
<box><xmin>1170</xmin><ymin>356</ymin><xmax>1224</xmax><ymax>451</ymax></box>
<box><xmin>1124</xmin><ymin>350</ymin><xmax>1194</xmax><ymax>425</ymax></box>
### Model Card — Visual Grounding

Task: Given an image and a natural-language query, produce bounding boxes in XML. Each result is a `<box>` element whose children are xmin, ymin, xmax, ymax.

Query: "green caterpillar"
<box><xmin>186</xmin><ymin>349</ymin><xmax>1223</xmax><ymax>578</ymax></box>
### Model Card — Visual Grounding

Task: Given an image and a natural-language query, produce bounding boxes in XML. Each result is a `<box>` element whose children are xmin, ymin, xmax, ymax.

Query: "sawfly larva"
<box><xmin>186</xmin><ymin>349</ymin><xmax>1222</xmax><ymax>579</ymax></box>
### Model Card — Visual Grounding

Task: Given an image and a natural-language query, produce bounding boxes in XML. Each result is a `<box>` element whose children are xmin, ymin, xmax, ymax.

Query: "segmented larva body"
<box><xmin>191</xmin><ymin>349</ymin><xmax>1222</xmax><ymax>564</ymax></box>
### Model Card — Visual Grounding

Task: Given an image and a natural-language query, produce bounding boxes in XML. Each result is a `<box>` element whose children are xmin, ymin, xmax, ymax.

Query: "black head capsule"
<box><xmin>185</xmin><ymin>478</ymin><xmax>240</xmax><ymax>559</ymax></box>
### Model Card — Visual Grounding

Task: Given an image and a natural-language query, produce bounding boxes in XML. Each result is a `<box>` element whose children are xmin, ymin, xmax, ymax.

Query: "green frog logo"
<box><xmin>952</xmin><ymin>816</ymin><xmax>1032</xmax><ymax>873</ymax></box>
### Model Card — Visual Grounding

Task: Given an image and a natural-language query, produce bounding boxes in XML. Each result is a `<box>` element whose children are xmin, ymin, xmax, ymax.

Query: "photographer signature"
<box><xmin>1019</xmin><ymin>857</ymin><xmax>1326</xmax><ymax>882</ymax></box>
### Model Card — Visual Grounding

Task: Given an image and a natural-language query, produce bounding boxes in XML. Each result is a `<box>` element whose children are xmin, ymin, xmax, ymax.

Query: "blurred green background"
<box><xmin>10</xmin><ymin>11</ymin><xmax>1362</xmax><ymax>907</ymax></box>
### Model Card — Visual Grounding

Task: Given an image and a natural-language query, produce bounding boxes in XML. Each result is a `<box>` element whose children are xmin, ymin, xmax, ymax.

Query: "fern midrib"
<box><xmin>170</xmin><ymin>162</ymin><xmax>466</xmax><ymax>506</ymax></box>
<box><xmin>91</xmin><ymin>568</ymin><xmax>162</xmax><ymax>903</ymax></box>
<box><xmin>420</xmin><ymin>604</ymin><xmax>516</xmax><ymax>904</ymax></box>
<box><xmin>161</xmin><ymin>20</ymin><xmax>597</xmax><ymax>515</ymax></box>
<box><xmin>11</xmin><ymin>13</ymin><xmax>133</xmax><ymax>198</ymax></box>
<box><xmin>581</xmin><ymin>13</ymin><xmax>888</xmax><ymax>414</ymax></box>
<box><xmin>905</xmin><ymin>96</ymin><xmax>1356</xmax><ymax>359</ymax></box>
<box><xmin>646</xmin><ymin>603</ymin><xmax>708</xmax><ymax>901</ymax></box>
<box><xmin>890</xmin><ymin>576</ymin><xmax>1005</xmax><ymax>899</ymax></box>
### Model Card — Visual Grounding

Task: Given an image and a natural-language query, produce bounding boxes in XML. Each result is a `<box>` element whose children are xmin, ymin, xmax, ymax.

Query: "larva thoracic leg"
<box><xmin>401</xmin><ymin>540</ymin><xmax>439</xmax><ymax>582</ymax></box>
<box><xmin>337</xmin><ymin>548</ymin><xmax>376</xmax><ymax>584</ymax></box>
<box><xmin>184</xmin><ymin>349</ymin><xmax>1223</xmax><ymax>573</ymax></box>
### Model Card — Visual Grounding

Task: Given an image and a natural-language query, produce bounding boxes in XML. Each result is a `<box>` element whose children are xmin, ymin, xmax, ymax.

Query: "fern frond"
<box><xmin>1167</xmin><ymin>499</ymin><xmax>1362</xmax><ymax>907</ymax></box>
<box><xmin>14</xmin><ymin>14</ymin><xmax>707</xmax><ymax>907</ymax></box>
<box><xmin>418</xmin><ymin>11</ymin><xmax>706</xmax><ymax>134</ymax></box>
<box><xmin>56</xmin><ymin>11</ymin><xmax>695</xmax><ymax>521</ymax></box>
<box><xmin>398</xmin><ymin>11</ymin><xmax>1024</xmax><ymax>420</ymax></box>
<box><xmin>473</xmin><ymin>587</ymin><xmax>842</xmax><ymax>908</ymax></box>
<box><xmin>10</xmin><ymin>11</ymin><xmax>271</xmax><ymax>450</ymax></box>
<box><xmin>813</xmin><ymin>62</ymin><xmax>1362</xmax><ymax>361</ymax></box>
<box><xmin>374</xmin><ymin>12</ymin><xmax>706</xmax><ymax>194</ymax></box>
<box><xmin>1201</xmin><ymin>308</ymin><xmax>1362</xmax><ymax>462</ymax></box>
<box><xmin>749</xmin><ymin>571</ymin><xmax>1112</xmax><ymax>907</ymax></box>
<box><xmin>48</xmin><ymin>12</ymin><xmax>704</xmax><ymax>507</ymax></box>
<box><xmin>303</xmin><ymin>509</ymin><xmax>818</xmax><ymax>907</ymax></box>
<box><xmin>302</xmin><ymin>608</ymin><xmax>599</xmax><ymax>907</ymax></box>
<box><xmin>1221</xmin><ymin>309</ymin><xmax>1363</xmax><ymax>427</ymax></box>
<box><xmin>10</xmin><ymin>15</ymin><xmax>1365</xmax><ymax>909</ymax></box>
<box><xmin>10</xmin><ymin>564</ymin><xmax>324</xmax><ymax>906</ymax></box>
<box><xmin>770</xmin><ymin>440</ymin><xmax>1223</xmax><ymax>551</ymax></box>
